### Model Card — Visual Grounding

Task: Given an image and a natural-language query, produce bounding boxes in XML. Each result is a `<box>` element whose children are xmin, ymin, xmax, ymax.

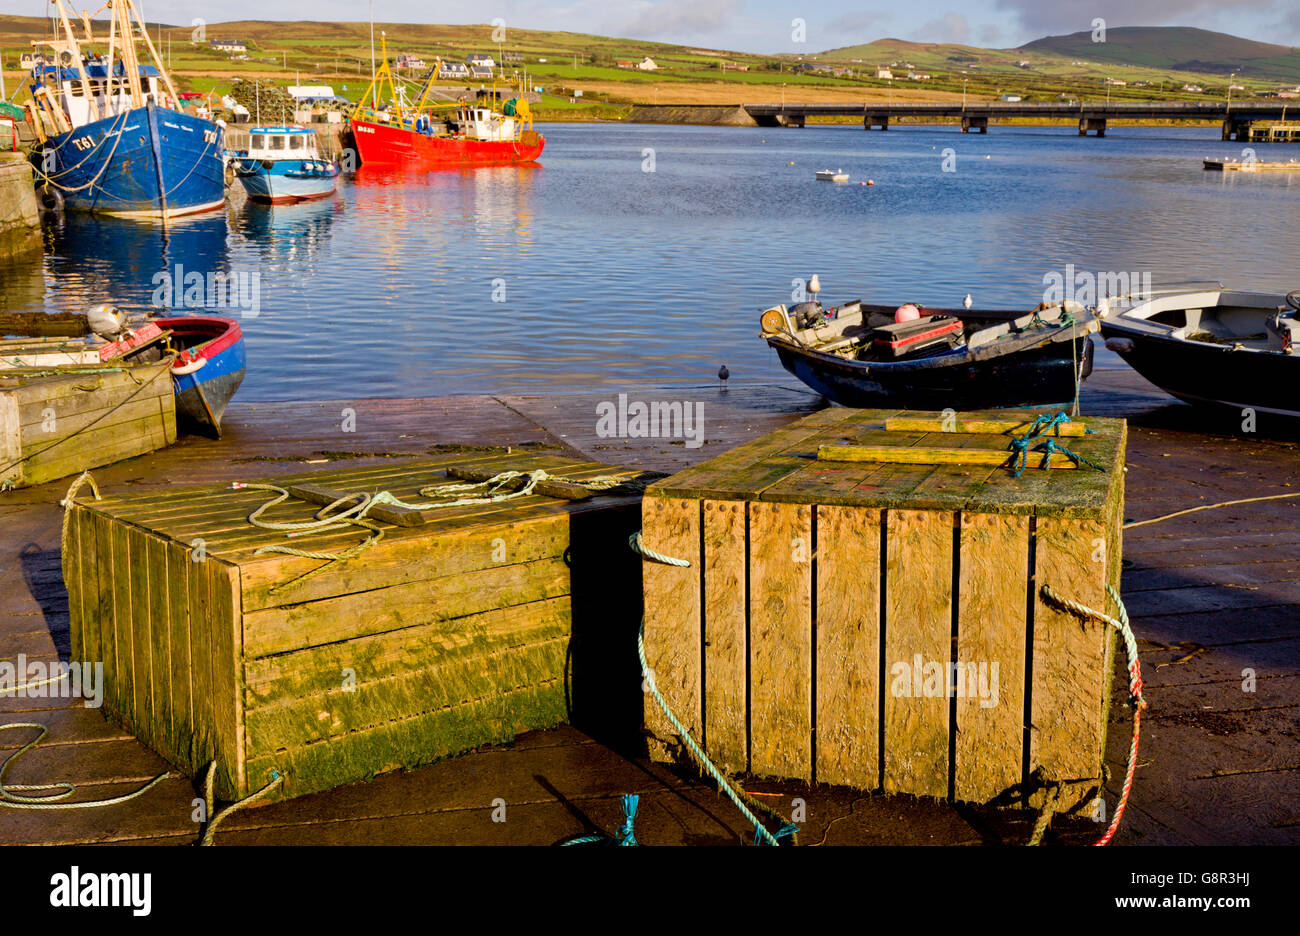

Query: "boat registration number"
<box><xmin>70</xmin><ymin>136</ymin><xmax>95</xmax><ymax>152</ymax></box>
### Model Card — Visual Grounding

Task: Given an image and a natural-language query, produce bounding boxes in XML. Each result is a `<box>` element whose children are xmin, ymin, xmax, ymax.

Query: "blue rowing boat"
<box><xmin>230</xmin><ymin>127</ymin><xmax>339</xmax><ymax>204</ymax></box>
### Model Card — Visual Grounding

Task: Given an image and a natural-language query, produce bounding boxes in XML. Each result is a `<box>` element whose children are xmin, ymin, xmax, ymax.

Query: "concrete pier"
<box><xmin>0</xmin><ymin>153</ymin><xmax>39</xmax><ymax>261</ymax></box>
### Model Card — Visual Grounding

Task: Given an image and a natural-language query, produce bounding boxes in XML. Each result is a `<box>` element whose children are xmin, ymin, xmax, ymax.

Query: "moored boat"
<box><xmin>0</xmin><ymin>309</ymin><xmax>246</xmax><ymax>437</ymax></box>
<box><xmin>761</xmin><ymin>289</ymin><xmax>1098</xmax><ymax>410</ymax></box>
<box><xmin>231</xmin><ymin>126</ymin><xmax>339</xmax><ymax>204</ymax></box>
<box><xmin>346</xmin><ymin>36</ymin><xmax>544</xmax><ymax>169</ymax></box>
<box><xmin>1099</xmin><ymin>288</ymin><xmax>1300</xmax><ymax>418</ymax></box>
<box><xmin>23</xmin><ymin>0</ymin><xmax>225</xmax><ymax>220</ymax></box>
<box><xmin>815</xmin><ymin>169</ymin><xmax>849</xmax><ymax>181</ymax></box>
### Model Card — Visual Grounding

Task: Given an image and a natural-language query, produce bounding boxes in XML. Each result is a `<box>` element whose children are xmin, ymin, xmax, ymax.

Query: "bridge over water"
<box><xmin>741</xmin><ymin>101</ymin><xmax>1296</xmax><ymax>138</ymax></box>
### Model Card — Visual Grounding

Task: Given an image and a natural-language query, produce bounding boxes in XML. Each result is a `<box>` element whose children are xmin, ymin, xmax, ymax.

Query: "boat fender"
<box><xmin>1104</xmin><ymin>337</ymin><xmax>1135</xmax><ymax>354</ymax></box>
<box><xmin>172</xmin><ymin>355</ymin><xmax>207</xmax><ymax>376</ymax></box>
<box><xmin>38</xmin><ymin>186</ymin><xmax>64</xmax><ymax>214</ymax></box>
<box><xmin>894</xmin><ymin>304</ymin><xmax>921</xmax><ymax>323</ymax></box>
<box><xmin>261</xmin><ymin>159</ymin><xmax>274</xmax><ymax>171</ymax></box>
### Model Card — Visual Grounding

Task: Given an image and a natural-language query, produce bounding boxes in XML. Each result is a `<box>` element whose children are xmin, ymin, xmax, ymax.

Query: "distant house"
<box><xmin>720</xmin><ymin>62</ymin><xmax>749</xmax><ymax>72</ymax></box>
<box><xmin>907</xmin><ymin>71</ymin><xmax>930</xmax><ymax>80</ymax></box>
<box><xmin>1182</xmin><ymin>84</ymin><xmax>1204</xmax><ymax>93</ymax></box>
<box><xmin>469</xmin><ymin>65</ymin><xmax>493</xmax><ymax>80</ymax></box>
<box><xmin>1000</xmin><ymin>94</ymin><xmax>1021</xmax><ymax>102</ymax></box>
<box><xmin>1016</xmin><ymin>60</ymin><xmax>1031</xmax><ymax>68</ymax></box>
<box><xmin>616</xmin><ymin>60</ymin><xmax>635</xmax><ymax>69</ymax></box>
<box><xmin>1103</xmin><ymin>78</ymin><xmax>1127</xmax><ymax>86</ymax></box>
<box><xmin>395</xmin><ymin>54</ymin><xmax>426</xmax><ymax>70</ymax></box>
<box><xmin>874</xmin><ymin>67</ymin><xmax>892</xmax><ymax>79</ymax></box>
<box><xmin>210</xmin><ymin>39</ymin><xmax>246</xmax><ymax>54</ymax></box>
<box><xmin>637</xmin><ymin>57</ymin><xmax>658</xmax><ymax>71</ymax></box>
<box><xmin>438</xmin><ymin>61</ymin><xmax>470</xmax><ymax>79</ymax></box>
<box><xmin>466</xmin><ymin>53</ymin><xmax>495</xmax><ymax>68</ymax></box>
<box><xmin>1279</xmin><ymin>90</ymin><xmax>1300</xmax><ymax>99</ymax></box>
<box><xmin>501</xmin><ymin>51</ymin><xmax>523</xmax><ymax>63</ymax></box>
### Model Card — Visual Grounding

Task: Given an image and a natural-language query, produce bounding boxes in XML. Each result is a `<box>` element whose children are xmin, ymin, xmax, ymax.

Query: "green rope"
<box><xmin>0</xmin><ymin>723</ymin><xmax>171</xmax><ymax>810</ymax></box>
<box><xmin>1007</xmin><ymin>412</ymin><xmax>1105</xmax><ymax>478</ymax></box>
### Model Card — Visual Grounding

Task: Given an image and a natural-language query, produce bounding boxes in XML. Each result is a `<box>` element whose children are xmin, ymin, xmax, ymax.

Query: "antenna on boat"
<box><xmin>369</xmin><ymin>0</ymin><xmax>376</xmax><ymax>108</ymax></box>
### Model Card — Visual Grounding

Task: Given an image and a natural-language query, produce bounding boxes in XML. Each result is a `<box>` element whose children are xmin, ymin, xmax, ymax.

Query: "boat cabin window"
<box><xmin>289</xmin><ymin>135</ymin><xmax>304</xmax><ymax>150</ymax></box>
<box><xmin>250</xmin><ymin>134</ymin><xmax>265</xmax><ymax>149</ymax></box>
<box><xmin>268</xmin><ymin>135</ymin><xmax>285</xmax><ymax>150</ymax></box>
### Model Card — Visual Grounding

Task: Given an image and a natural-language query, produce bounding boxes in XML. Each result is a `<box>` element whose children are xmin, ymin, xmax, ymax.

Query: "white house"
<box><xmin>637</xmin><ymin>57</ymin><xmax>658</xmax><ymax>71</ymax></box>
<box><xmin>874</xmin><ymin>66</ymin><xmax>892</xmax><ymax>79</ymax></box>
<box><xmin>438</xmin><ymin>61</ymin><xmax>470</xmax><ymax>79</ymax></box>
<box><xmin>1000</xmin><ymin>94</ymin><xmax>1021</xmax><ymax>102</ymax></box>
<box><xmin>466</xmin><ymin>53</ymin><xmax>495</xmax><ymax>68</ymax></box>
<box><xmin>210</xmin><ymin>39</ymin><xmax>246</xmax><ymax>54</ymax></box>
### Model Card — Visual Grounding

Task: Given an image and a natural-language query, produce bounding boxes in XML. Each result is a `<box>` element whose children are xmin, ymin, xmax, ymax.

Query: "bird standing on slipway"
<box><xmin>718</xmin><ymin>364</ymin><xmax>730</xmax><ymax>390</ymax></box>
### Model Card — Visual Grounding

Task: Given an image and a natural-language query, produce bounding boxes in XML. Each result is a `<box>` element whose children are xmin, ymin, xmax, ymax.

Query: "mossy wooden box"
<box><xmin>641</xmin><ymin>408</ymin><xmax>1125</xmax><ymax>810</ymax></box>
<box><xmin>63</xmin><ymin>453</ymin><xmax>644</xmax><ymax>801</ymax></box>
<box><xmin>1</xmin><ymin>362</ymin><xmax>176</xmax><ymax>489</ymax></box>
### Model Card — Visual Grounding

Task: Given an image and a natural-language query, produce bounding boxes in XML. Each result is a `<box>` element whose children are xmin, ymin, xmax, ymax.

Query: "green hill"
<box><xmin>1021</xmin><ymin>26</ymin><xmax>1300</xmax><ymax>81</ymax></box>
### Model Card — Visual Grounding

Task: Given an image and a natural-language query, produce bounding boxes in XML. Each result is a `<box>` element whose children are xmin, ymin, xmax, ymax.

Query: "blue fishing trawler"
<box><xmin>231</xmin><ymin>127</ymin><xmax>339</xmax><ymax>203</ymax></box>
<box><xmin>24</xmin><ymin>0</ymin><xmax>225</xmax><ymax>220</ymax></box>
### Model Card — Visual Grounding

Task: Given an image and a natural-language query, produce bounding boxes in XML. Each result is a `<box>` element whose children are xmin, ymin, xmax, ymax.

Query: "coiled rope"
<box><xmin>0</xmin><ymin>723</ymin><xmax>171</xmax><ymax>810</ymax></box>
<box><xmin>1034</xmin><ymin>584</ymin><xmax>1145</xmax><ymax>847</ymax></box>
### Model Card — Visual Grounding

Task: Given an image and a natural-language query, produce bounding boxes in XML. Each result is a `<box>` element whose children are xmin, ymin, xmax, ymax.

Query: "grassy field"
<box><xmin>2</xmin><ymin>17</ymin><xmax>1295</xmax><ymax>123</ymax></box>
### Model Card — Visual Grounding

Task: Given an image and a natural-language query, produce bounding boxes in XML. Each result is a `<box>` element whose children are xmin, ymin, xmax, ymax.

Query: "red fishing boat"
<box><xmin>350</xmin><ymin>103</ymin><xmax>545</xmax><ymax>168</ymax></box>
<box><xmin>346</xmin><ymin>37</ymin><xmax>544</xmax><ymax>169</ymax></box>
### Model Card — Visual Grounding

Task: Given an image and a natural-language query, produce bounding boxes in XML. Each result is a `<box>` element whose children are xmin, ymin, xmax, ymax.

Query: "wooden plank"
<box><xmin>110</xmin><ymin>519</ymin><xmax>134</xmax><ymax>732</ymax></box>
<box><xmin>75</xmin><ymin>506</ymin><xmax>101</xmax><ymax>672</ymax></box>
<box><xmin>242</xmin><ymin>557</ymin><xmax>572</xmax><ymax>658</ymax></box>
<box><xmin>126</xmin><ymin>526</ymin><xmax>154</xmax><ymax>752</ymax></box>
<box><xmin>146</xmin><ymin>533</ymin><xmax>173</xmax><ymax>763</ymax></box>
<box><xmin>748</xmin><ymin>501</ymin><xmax>812</xmax><ymax>780</ymax></box>
<box><xmin>0</xmin><ymin>391</ymin><xmax>21</xmax><ymax>487</ymax></box>
<box><xmin>242</xmin><ymin>683</ymin><xmax>568</xmax><ymax>802</ymax></box>
<box><xmin>92</xmin><ymin>512</ymin><xmax>117</xmax><ymax>715</ymax></box>
<box><xmin>20</xmin><ymin>411</ymin><xmax>173</xmax><ymax>488</ymax></box>
<box><xmin>245</xmin><ymin>635</ymin><xmax>569</xmax><ymax>753</ymax></box>
<box><xmin>816</xmin><ymin>505</ymin><xmax>881</xmax><ymax>788</ymax></box>
<box><xmin>17</xmin><ymin>373</ymin><xmax>171</xmax><ymax>428</ymax></box>
<box><xmin>702</xmin><ymin>499</ymin><xmax>747</xmax><ymax>772</ymax></box>
<box><xmin>641</xmin><ymin>496</ymin><xmax>701</xmax><ymax>761</ymax></box>
<box><xmin>64</xmin><ymin>503</ymin><xmax>83</xmax><ymax>661</ymax></box>
<box><xmin>166</xmin><ymin>539</ymin><xmax>193</xmax><ymax>770</ymax></box>
<box><xmin>188</xmin><ymin>543</ymin><xmax>215</xmax><ymax>772</ymax></box>
<box><xmin>1030</xmin><ymin>516</ymin><xmax>1112</xmax><ymax>810</ymax></box>
<box><xmin>0</xmin><ymin>311</ymin><xmax>91</xmax><ymax>336</ymax></box>
<box><xmin>884</xmin><ymin>417</ymin><xmax>1088</xmax><ymax>437</ymax></box>
<box><xmin>955</xmin><ymin>512</ymin><xmax>1028</xmax><ymax>803</ymax></box>
<box><xmin>883</xmin><ymin>509</ymin><xmax>952</xmax><ymax>798</ymax></box>
<box><xmin>819</xmin><ymin>444</ymin><xmax>1086</xmax><ymax>469</ymax></box>
<box><xmin>208</xmin><ymin>560</ymin><xmax>246</xmax><ymax>800</ymax></box>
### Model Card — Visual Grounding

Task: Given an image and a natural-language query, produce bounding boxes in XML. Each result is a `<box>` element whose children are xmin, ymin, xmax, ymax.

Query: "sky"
<box><xmin>7</xmin><ymin>0</ymin><xmax>1300</xmax><ymax>52</ymax></box>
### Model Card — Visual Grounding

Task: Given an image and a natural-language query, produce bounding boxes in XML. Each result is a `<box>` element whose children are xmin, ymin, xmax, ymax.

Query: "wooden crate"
<box><xmin>63</xmin><ymin>452</ymin><xmax>646</xmax><ymax>801</ymax></box>
<box><xmin>641</xmin><ymin>408</ymin><xmax>1126</xmax><ymax>810</ymax></box>
<box><xmin>1</xmin><ymin>362</ymin><xmax>176</xmax><ymax>489</ymax></box>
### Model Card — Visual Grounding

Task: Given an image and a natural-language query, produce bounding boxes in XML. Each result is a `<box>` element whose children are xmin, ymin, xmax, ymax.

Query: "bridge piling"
<box><xmin>1079</xmin><ymin>117</ymin><xmax>1107</xmax><ymax>137</ymax></box>
<box><xmin>960</xmin><ymin>115</ymin><xmax>988</xmax><ymax>134</ymax></box>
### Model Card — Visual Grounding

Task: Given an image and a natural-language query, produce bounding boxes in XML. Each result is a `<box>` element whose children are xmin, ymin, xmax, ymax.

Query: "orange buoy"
<box><xmin>867</xmin><ymin>179</ymin><xmax>874</xmax><ymax>185</ymax></box>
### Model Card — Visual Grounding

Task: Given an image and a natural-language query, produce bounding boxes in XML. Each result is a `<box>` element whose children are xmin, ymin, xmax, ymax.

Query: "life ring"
<box><xmin>171</xmin><ymin>354</ymin><xmax>207</xmax><ymax>375</ymax></box>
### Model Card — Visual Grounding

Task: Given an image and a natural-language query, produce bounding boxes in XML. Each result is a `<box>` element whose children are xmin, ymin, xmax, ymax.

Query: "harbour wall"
<box><xmin>625</xmin><ymin>105</ymin><xmax>759</xmax><ymax>126</ymax></box>
<box><xmin>0</xmin><ymin>153</ymin><xmax>40</xmax><ymax>261</ymax></box>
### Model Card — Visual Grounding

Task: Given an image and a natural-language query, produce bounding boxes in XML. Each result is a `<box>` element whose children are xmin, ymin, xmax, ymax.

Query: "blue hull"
<box><xmin>42</xmin><ymin>103</ymin><xmax>225</xmax><ymax>219</ymax></box>
<box><xmin>235</xmin><ymin>158</ymin><xmax>338</xmax><ymax>203</ymax></box>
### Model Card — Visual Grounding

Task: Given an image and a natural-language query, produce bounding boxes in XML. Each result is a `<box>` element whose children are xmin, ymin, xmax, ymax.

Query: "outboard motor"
<box><xmin>790</xmin><ymin>301</ymin><xmax>826</xmax><ymax>331</ymax></box>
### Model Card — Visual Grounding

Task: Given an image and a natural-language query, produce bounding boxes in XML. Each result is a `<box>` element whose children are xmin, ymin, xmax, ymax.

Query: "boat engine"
<box><xmin>789</xmin><ymin>301</ymin><xmax>827</xmax><ymax>330</ymax></box>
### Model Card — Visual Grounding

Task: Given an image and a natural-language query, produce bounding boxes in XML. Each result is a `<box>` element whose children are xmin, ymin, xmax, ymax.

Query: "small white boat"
<box><xmin>816</xmin><ymin>169</ymin><xmax>849</xmax><ymax>182</ymax></box>
<box><xmin>231</xmin><ymin>127</ymin><xmax>339</xmax><ymax>204</ymax></box>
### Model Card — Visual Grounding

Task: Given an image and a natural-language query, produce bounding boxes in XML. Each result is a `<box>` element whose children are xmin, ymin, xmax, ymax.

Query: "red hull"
<box><xmin>350</xmin><ymin>120</ymin><xmax>545</xmax><ymax>167</ymax></box>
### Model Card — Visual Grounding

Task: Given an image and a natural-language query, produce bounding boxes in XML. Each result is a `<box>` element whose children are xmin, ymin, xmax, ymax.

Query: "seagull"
<box><xmin>718</xmin><ymin>364</ymin><xmax>730</xmax><ymax>390</ymax></box>
<box><xmin>86</xmin><ymin>303</ymin><xmax>126</xmax><ymax>342</ymax></box>
<box><xmin>962</xmin><ymin>293</ymin><xmax>973</xmax><ymax>310</ymax></box>
<box><xmin>808</xmin><ymin>273</ymin><xmax>822</xmax><ymax>303</ymax></box>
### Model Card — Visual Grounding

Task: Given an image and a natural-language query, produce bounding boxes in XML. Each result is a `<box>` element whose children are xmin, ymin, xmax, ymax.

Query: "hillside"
<box><xmin>826</xmin><ymin>26</ymin><xmax>1300</xmax><ymax>85</ymax></box>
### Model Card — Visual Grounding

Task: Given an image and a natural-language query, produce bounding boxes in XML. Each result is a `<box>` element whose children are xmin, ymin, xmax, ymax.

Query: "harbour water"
<box><xmin>3</xmin><ymin>121</ymin><xmax>1299</xmax><ymax>402</ymax></box>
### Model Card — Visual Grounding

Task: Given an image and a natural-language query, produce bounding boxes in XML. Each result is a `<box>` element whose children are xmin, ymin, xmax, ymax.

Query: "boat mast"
<box><xmin>123</xmin><ymin>0</ymin><xmax>181</xmax><ymax>106</ymax></box>
<box><xmin>50</xmin><ymin>0</ymin><xmax>94</xmax><ymax>106</ymax></box>
<box><xmin>104</xmin><ymin>3</ymin><xmax>118</xmax><ymax>121</ymax></box>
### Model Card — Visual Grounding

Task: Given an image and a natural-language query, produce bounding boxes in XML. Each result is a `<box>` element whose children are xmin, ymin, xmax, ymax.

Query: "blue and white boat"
<box><xmin>25</xmin><ymin>0</ymin><xmax>225</xmax><ymax>220</ymax></box>
<box><xmin>231</xmin><ymin>127</ymin><xmax>339</xmax><ymax>204</ymax></box>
